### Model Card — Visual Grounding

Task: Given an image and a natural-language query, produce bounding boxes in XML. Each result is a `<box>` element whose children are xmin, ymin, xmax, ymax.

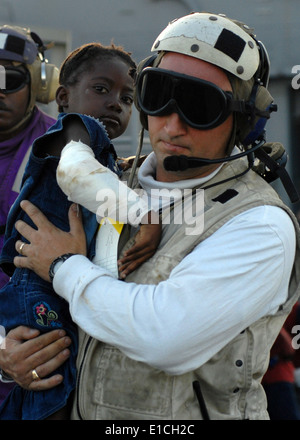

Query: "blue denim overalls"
<box><xmin>0</xmin><ymin>113</ymin><xmax>121</xmax><ymax>419</ymax></box>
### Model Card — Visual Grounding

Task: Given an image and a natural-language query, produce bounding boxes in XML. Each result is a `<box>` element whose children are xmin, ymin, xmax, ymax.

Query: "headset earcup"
<box><xmin>134</xmin><ymin>54</ymin><xmax>160</xmax><ymax>130</ymax></box>
<box><xmin>136</xmin><ymin>54</ymin><xmax>159</xmax><ymax>74</ymax></box>
<box><xmin>235</xmin><ymin>84</ymin><xmax>275</xmax><ymax>147</ymax></box>
<box><xmin>36</xmin><ymin>63</ymin><xmax>60</xmax><ymax>103</ymax></box>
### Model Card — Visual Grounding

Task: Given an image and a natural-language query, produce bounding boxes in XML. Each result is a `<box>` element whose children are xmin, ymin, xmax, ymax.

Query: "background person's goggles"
<box><xmin>137</xmin><ymin>67</ymin><xmax>242</xmax><ymax>130</ymax></box>
<box><xmin>0</xmin><ymin>67</ymin><xmax>30</xmax><ymax>94</ymax></box>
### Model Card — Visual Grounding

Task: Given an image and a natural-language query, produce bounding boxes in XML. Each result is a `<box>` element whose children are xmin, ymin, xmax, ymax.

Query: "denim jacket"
<box><xmin>0</xmin><ymin>112</ymin><xmax>121</xmax><ymax>276</ymax></box>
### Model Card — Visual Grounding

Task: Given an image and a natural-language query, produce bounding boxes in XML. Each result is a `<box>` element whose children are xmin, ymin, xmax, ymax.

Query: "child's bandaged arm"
<box><xmin>57</xmin><ymin>140</ymin><xmax>150</xmax><ymax>226</ymax></box>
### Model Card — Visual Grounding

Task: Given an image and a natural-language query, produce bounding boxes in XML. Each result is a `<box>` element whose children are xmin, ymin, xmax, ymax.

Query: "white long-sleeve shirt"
<box><xmin>54</xmin><ymin>152</ymin><xmax>296</xmax><ymax>375</ymax></box>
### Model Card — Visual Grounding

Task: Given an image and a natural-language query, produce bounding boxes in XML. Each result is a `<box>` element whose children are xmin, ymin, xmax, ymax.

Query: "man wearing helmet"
<box><xmin>0</xmin><ymin>24</ymin><xmax>58</xmax><ymax>288</ymax></box>
<box><xmin>0</xmin><ymin>25</ymin><xmax>58</xmax><ymax>404</ymax></box>
<box><xmin>1</xmin><ymin>13</ymin><xmax>300</xmax><ymax>420</ymax></box>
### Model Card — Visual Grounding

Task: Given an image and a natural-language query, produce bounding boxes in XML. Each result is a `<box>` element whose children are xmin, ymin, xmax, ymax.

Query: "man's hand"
<box><xmin>0</xmin><ymin>326</ymin><xmax>71</xmax><ymax>391</ymax></box>
<box><xmin>13</xmin><ymin>200</ymin><xmax>87</xmax><ymax>281</ymax></box>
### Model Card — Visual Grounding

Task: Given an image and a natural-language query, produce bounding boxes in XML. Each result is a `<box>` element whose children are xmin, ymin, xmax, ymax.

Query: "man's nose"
<box><xmin>163</xmin><ymin>112</ymin><xmax>188</xmax><ymax>136</ymax></box>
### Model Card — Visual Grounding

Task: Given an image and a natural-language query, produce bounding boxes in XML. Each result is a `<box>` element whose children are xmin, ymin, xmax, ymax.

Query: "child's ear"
<box><xmin>56</xmin><ymin>85</ymin><xmax>69</xmax><ymax>109</ymax></box>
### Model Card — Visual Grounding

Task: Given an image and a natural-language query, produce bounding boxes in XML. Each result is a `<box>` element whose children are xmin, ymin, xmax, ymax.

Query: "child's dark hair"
<box><xmin>58</xmin><ymin>42</ymin><xmax>136</xmax><ymax>112</ymax></box>
<box><xmin>59</xmin><ymin>42</ymin><xmax>136</xmax><ymax>86</ymax></box>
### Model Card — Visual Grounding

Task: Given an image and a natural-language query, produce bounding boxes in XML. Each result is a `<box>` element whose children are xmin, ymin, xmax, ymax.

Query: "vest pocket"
<box><xmin>93</xmin><ymin>345</ymin><xmax>173</xmax><ymax>418</ymax></box>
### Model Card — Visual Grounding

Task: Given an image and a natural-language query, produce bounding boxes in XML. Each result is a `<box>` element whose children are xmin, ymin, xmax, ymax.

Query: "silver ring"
<box><xmin>19</xmin><ymin>242</ymin><xmax>25</xmax><ymax>255</ymax></box>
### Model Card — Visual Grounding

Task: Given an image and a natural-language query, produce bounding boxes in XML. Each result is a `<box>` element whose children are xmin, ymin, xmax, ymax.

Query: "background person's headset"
<box><xmin>0</xmin><ymin>25</ymin><xmax>59</xmax><ymax>137</ymax></box>
<box><xmin>0</xmin><ymin>25</ymin><xmax>59</xmax><ymax>105</ymax></box>
<box><xmin>29</xmin><ymin>30</ymin><xmax>60</xmax><ymax>104</ymax></box>
<box><xmin>132</xmin><ymin>13</ymin><xmax>298</xmax><ymax>203</ymax></box>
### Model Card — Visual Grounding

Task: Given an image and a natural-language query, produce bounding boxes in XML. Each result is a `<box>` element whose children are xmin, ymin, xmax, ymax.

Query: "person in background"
<box><xmin>263</xmin><ymin>302</ymin><xmax>300</xmax><ymax>419</ymax></box>
<box><xmin>0</xmin><ymin>24</ymin><xmax>58</xmax><ymax>406</ymax></box>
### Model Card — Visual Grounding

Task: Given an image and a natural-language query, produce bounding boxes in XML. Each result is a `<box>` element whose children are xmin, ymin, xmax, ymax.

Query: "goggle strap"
<box><xmin>230</xmin><ymin>100</ymin><xmax>275</xmax><ymax>119</ymax></box>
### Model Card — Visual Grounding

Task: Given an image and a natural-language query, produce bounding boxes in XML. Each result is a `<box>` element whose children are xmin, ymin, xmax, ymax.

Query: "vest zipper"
<box><xmin>76</xmin><ymin>335</ymin><xmax>93</xmax><ymax>420</ymax></box>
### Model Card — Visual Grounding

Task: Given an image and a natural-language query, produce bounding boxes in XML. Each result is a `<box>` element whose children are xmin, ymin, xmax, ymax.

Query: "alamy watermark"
<box><xmin>0</xmin><ymin>325</ymin><xmax>6</xmax><ymax>349</ymax></box>
<box><xmin>0</xmin><ymin>65</ymin><xmax>5</xmax><ymax>90</ymax></box>
<box><xmin>292</xmin><ymin>325</ymin><xmax>300</xmax><ymax>349</ymax></box>
<box><xmin>291</xmin><ymin>65</ymin><xmax>300</xmax><ymax>90</ymax></box>
<box><xmin>94</xmin><ymin>183</ymin><xmax>205</xmax><ymax>236</ymax></box>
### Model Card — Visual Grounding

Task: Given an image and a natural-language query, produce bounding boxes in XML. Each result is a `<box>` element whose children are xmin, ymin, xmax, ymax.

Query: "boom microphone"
<box><xmin>163</xmin><ymin>138</ymin><xmax>266</xmax><ymax>172</ymax></box>
<box><xmin>162</xmin><ymin>140</ymin><xmax>300</xmax><ymax>203</ymax></box>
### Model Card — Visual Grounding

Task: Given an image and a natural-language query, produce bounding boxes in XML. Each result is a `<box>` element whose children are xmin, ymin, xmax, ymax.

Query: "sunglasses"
<box><xmin>0</xmin><ymin>67</ymin><xmax>30</xmax><ymax>94</ymax></box>
<box><xmin>137</xmin><ymin>67</ymin><xmax>242</xmax><ymax>130</ymax></box>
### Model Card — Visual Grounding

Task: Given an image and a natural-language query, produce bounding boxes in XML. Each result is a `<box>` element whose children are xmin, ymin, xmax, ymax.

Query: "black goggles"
<box><xmin>0</xmin><ymin>67</ymin><xmax>30</xmax><ymax>94</ymax></box>
<box><xmin>137</xmin><ymin>67</ymin><xmax>242</xmax><ymax>130</ymax></box>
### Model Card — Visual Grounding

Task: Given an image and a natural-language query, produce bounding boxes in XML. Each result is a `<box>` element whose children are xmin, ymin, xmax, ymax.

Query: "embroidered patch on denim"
<box><xmin>33</xmin><ymin>301</ymin><xmax>63</xmax><ymax>328</ymax></box>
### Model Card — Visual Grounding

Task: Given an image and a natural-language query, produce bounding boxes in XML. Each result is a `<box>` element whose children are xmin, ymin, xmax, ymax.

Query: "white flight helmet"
<box><xmin>137</xmin><ymin>12</ymin><xmax>275</xmax><ymax>150</ymax></box>
<box><xmin>151</xmin><ymin>12</ymin><xmax>260</xmax><ymax>81</ymax></box>
<box><xmin>133</xmin><ymin>13</ymin><xmax>298</xmax><ymax>202</ymax></box>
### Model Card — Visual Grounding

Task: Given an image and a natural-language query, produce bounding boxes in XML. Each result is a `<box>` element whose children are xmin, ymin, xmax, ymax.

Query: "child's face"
<box><xmin>61</xmin><ymin>58</ymin><xmax>134</xmax><ymax>140</ymax></box>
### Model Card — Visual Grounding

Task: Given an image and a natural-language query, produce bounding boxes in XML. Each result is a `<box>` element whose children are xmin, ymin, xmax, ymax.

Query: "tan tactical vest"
<box><xmin>71</xmin><ymin>156</ymin><xmax>300</xmax><ymax>420</ymax></box>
